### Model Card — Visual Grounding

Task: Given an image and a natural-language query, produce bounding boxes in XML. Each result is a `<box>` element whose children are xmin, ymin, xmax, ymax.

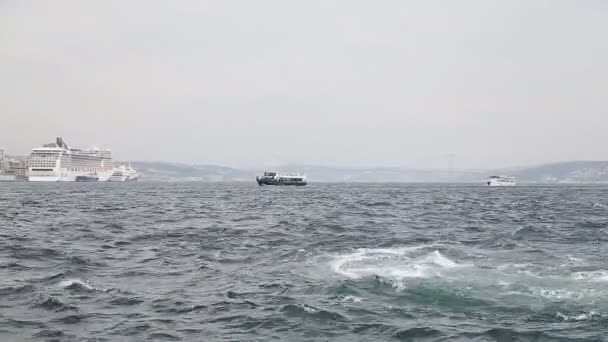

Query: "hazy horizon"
<box><xmin>2</xmin><ymin>1</ymin><xmax>606</xmax><ymax>169</ymax></box>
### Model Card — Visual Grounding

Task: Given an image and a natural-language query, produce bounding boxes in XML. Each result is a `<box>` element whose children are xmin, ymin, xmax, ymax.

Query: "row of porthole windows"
<box><xmin>30</xmin><ymin>164</ymin><xmax>56</xmax><ymax>167</ymax></box>
<box><xmin>66</xmin><ymin>168</ymin><xmax>102</xmax><ymax>172</ymax></box>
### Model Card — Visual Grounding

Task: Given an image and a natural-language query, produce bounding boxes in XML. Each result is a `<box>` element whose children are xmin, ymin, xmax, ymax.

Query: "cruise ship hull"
<box><xmin>28</xmin><ymin>176</ymin><xmax>63</xmax><ymax>182</ymax></box>
<box><xmin>29</xmin><ymin>170</ymin><xmax>113</xmax><ymax>182</ymax></box>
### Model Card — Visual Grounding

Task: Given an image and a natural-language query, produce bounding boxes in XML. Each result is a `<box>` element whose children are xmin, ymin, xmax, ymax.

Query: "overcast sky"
<box><xmin>1</xmin><ymin>1</ymin><xmax>606</xmax><ymax>169</ymax></box>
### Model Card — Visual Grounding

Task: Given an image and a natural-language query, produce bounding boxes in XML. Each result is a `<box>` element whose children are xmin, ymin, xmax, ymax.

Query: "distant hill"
<box><xmin>505</xmin><ymin>161</ymin><xmax>608</xmax><ymax>183</ymax></box>
<box><xmin>127</xmin><ymin>161</ymin><xmax>484</xmax><ymax>183</ymax></box>
<box><xmin>265</xmin><ymin>164</ymin><xmax>483</xmax><ymax>183</ymax></box>
<box><xmin>127</xmin><ymin>161</ymin><xmax>251</xmax><ymax>182</ymax></box>
<box><xmin>126</xmin><ymin>160</ymin><xmax>608</xmax><ymax>183</ymax></box>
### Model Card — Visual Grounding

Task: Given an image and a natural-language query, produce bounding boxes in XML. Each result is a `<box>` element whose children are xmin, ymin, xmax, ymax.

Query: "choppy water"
<box><xmin>2</xmin><ymin>183</ymin><xmax>608</xmax><ymax>341</ymax></box>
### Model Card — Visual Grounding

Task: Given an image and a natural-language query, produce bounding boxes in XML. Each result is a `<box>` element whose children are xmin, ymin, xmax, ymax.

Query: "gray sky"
<box><xmin>1</xmin><ymin>0</ymin><xmax>607</xmax><ymax>169</ymax></box>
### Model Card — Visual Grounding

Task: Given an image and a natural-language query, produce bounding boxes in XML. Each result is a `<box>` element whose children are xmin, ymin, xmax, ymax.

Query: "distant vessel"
<box><xmin>487</xmin><ymin>176</ymin><xmax>516</xmax><ymax>186</ymax></box>
<box><xmin>108</xmin><ymin>164</ymin><xmax>140</xmax><ymax>182</ymax></box>
<box><xmin>28</xmin><ymin>137</ymin><xmax>114</xmax><ymax>182</ymax></box>
<box><xmin>256</xmin><ymin>171</ymin><xmax>307</xmax><ymax>186</ymax></box>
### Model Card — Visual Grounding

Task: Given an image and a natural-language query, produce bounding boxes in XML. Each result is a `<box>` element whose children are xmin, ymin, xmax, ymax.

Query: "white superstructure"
<box><xmin>108</xmin><ymin>163</ymin><xmax>140</xmax><ymax>182</ymax></box>
<box><xmin>487</xmin><ymin>175</ymin><xmax>516</xmax><ymax>187</ymax></box>
<box><xmin>28</xmin><ymin>137</ymin><xmax>114</xmax><ymax>182</ymax></box>
<box><xmin>256</xmin><ymin>171</ymin><xmax>308</xmax><ymax>186</ymax></box>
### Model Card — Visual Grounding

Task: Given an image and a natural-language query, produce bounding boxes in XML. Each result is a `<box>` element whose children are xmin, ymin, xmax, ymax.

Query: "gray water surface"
<box><xmin>1</xmin><ymin>183</ymin><xmax>608</xmax><ymax>341</ymax></box>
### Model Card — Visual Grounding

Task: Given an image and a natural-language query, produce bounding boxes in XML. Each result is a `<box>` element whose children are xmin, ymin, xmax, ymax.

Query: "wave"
<box><xmin>511</xmin><ymin>226</ymin><xmax>557</xmax><ymax>241</ymax></box>
<box><xmin>33</xmin><ymin>329</ymin><xmax>65</xmax><ymax>339</ymax></box>
<box><xmin>34</xmin><ymin>296</ymin><xmax>77</xmax><ymax>312</ymax></box>
<box><xmin>0</xmin><ymin>262</ymin><xmax>31</xmax><ymax>270</ymax></box>
<box><xmin>110</xmin><ymin>297</ymin><xmax>145</xmax><ymax>306</ymax></box>
<box><xmin>280</xmin><ymin>304</ymin><xmax>348</xmax><ymax>322</ymax></box>
<box><xmin>58</xmin><ymin>279</ymin><xmax>96</xmax><ymax>292</ymax></box>
<box><xmin>0</xmin><ymin>284</ymin><xmax>35</xmax><ymax>296</ymax></box>
<box><xmin>53</xmin><ymin>314</ymin><xmax>86</xmax><ymax>324</ymax></box>
<box><xmin>147</xmin><ymin>332</ymin><xmax>181</xmax><ymax>341</ymax></box>
<box><xmin>393</xmin><ymin>327</ymin><xmax>442</xmax><ymax>340</ymax></box>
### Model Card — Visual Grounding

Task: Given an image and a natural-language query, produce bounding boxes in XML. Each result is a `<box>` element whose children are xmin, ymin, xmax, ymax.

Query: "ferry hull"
<box><xmin>256</xmin><ymin>178</ymin><xmax>307</xmax><ymax>186</ymax></box>
<box><xmin>108</xmin><ymin>175</ymin><xmax>128</xmax><ymax>182</ymax></box>
<box><xmin>108</xmin><ymin>174</ymin><xmax>139</xmax><ymax>182</ymax></box>
<box><xmin>487</xmin><ymin>181</ymin><xmax>516</xmax><ymax>187</ymax></box>
<box><xmin>96</xmin><ymin>170</ymin><xmax>114</xmax><ymax>182</ymax></box>
<box><xmin>486</xmin><ymin>175</ymin><xmax>516</xmax><ymax>187</ymax></box>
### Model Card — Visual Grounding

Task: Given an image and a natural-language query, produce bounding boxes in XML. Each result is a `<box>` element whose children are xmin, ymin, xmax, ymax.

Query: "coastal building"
<box><xmin>0</xmin><ymin>149</ymin><xmax>6</xmax><ymax>171</ymax></box>
<box><xmin>0</xmin><ymin>149</ymin><xmax>23</xmax><ymax>181</ymax></box>
<box><xmin>9</xmin><ymin>159</ymin><xmax>28</xmax><ymax>181</ymax></box>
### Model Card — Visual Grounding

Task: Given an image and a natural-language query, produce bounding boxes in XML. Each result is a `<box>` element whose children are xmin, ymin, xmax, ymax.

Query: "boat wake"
<box><xmin>329</xmin><ymin>247</ymin><xmax>464</xmax><ymax>284</ymax></box>
<box><xmin>318</xmin><ymin>245</ymin><xmax>608</xmax><ymax>321</ymax></box>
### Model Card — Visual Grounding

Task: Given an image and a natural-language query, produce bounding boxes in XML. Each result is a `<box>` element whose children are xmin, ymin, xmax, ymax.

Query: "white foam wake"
<box><xmin>556</xmin><ymin>311</ymin><xmax>601</xmax><ymax>321</ymax></box>
<box><xmin>329</xmin><ymin>247</ymin><xmax>463</xmax><ymax>282</ymax></box>
<box><xmin>323</xmin><ymin>245</ymin><xmax>608</xmax><ymax>309</ymax></box>
<box><xmin>58</xmin><ymin>278</ymin><xmax>95</xmax><ymax>290</ymax></box>
<box><xmin>571</xmin><ymin>270</ymin><xmax>608</xmax><ymax>282</ymax></box>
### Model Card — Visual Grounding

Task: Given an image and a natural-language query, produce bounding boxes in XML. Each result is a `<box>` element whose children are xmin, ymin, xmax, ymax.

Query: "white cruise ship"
<box><xmin>108</xmin><ymin>163</ymin><xmax>140</xmax><ymax>182</ymax></box>
<box><xmin>28</xmin><ymin>137</ymin><xmax>114</xmax><ymax>182</ymax></box>
<box><xmin>487</xmin><ymin>175</ymin><xmax>516</xmax><ymax>187</ymax></box>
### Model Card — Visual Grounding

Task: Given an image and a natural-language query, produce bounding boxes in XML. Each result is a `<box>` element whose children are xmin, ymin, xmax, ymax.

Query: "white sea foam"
<box><xmin>556</xmin><ymin>311</ymin><xmax>600</xmax><ymax>321</ymax></box>
<box><xmin>342</xmin><ymin>295</ymin><xmax>363</xmax><ymax>303</ymax></box>
<box><xmin>329</xmin><ymin>246</ymin><xmax>464</xmax><ymax>282</ymax></box>
<box><xmin>537</xmin><ymin>288</ymin><xmax>586</xmax><ymax>301</ymax></box>
<box><xmin>326</xmin><ymin>246</ymin><xmax>608</xmax><ymax>306</ymax></box>
<box><xmin>301</xmin><ymin>304</ymin><xmax>318</xmax><ymax>313</ymax></box>
<box><xmin>58</xmin><ymin>278</ymin><xmax>94</xmax><ymax>290</ymax></box>
<box><xmin>566</xmin><ymin>255</ymin><xmax>583</xmax><ymax>263</ymax></box>
<box><xmin>571</xmin><ymin>270</ymin><xmax>608</xmax><ymax>282</ymax></box>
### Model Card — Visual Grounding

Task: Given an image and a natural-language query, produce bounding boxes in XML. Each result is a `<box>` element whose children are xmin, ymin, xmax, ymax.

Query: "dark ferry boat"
<box><xmin>256</xmin><ymin>171</ymin><xmax>307</xmax><ymax>186</ymax></box>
